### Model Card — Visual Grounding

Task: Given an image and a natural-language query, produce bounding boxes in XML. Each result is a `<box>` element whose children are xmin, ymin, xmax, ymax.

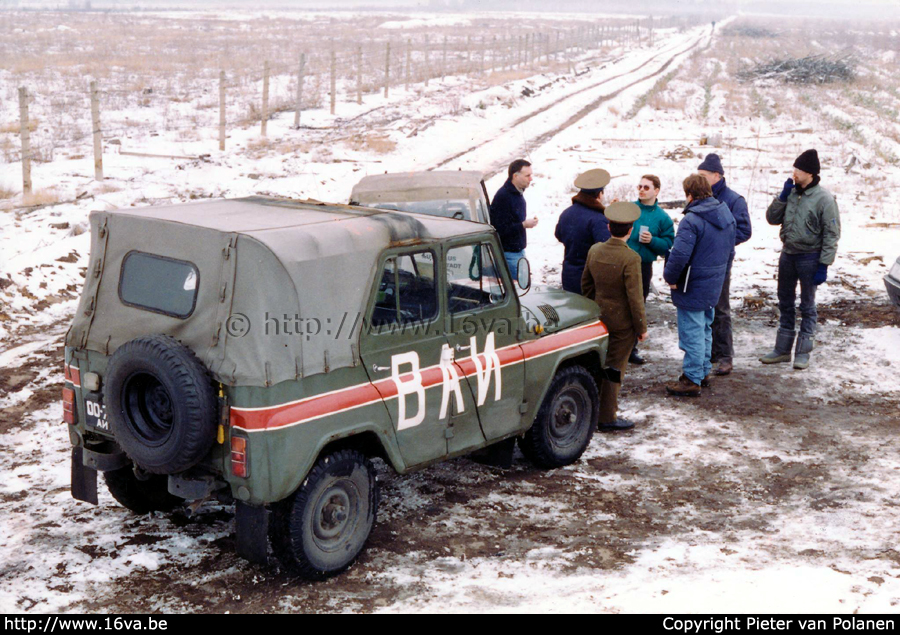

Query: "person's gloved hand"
<box><xmin>779</xmin><ymin>178</ymin><xmax>794</xmax><ymax>202</ymax></box>
<box><xmin>813</xmin><ymin>263</ymin><xmax>828</xmax><ymax>285</ymax></box>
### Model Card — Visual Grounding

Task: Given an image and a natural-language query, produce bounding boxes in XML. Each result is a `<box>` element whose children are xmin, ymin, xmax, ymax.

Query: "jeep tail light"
<box><xmin>231</xmin><ymin>436</ymin><xmax>248</xmax><ymax>478</ymax></box>
<box><xmin>62</xmin><ymin>388</ymin><xmax>76</xmax><ymax>425</ymax></box>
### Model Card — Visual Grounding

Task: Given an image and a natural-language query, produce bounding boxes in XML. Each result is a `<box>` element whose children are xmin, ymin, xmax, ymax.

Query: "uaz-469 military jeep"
<box><xmin>64</xmin><ymin>196</ymin><xmax>609</xmax><ymax>579</ymax></box>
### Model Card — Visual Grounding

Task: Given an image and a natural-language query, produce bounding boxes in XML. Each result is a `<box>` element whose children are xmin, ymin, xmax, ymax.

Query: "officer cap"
<box><xmin>574</xmin><ymin>168</ymin><xmax>610</xmax><ymax>191</ymax></box>
<box><xmin>605</xmin><ymin>201</ymin><xmax>641</xmax><ymax>224</ymax></box>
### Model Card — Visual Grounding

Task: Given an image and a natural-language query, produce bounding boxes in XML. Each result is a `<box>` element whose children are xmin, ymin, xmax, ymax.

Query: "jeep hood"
<box><xmin>519</xmin><ymin>287</ymin><xmax>601</xmax><ymax>335</ymax></box>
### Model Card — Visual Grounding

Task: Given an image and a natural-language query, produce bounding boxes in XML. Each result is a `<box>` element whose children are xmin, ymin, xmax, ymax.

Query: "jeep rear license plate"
<box><xmin>84</xmin><ymin>393</ymin><xmax>110</xmax><ymax>432</ymax></box>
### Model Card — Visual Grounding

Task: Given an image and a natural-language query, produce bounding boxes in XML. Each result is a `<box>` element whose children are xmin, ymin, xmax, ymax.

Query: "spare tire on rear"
<box><xmin>105</xmin><ymin>335</ymin><xmax>217</xmax><ymax>475</ymax></box>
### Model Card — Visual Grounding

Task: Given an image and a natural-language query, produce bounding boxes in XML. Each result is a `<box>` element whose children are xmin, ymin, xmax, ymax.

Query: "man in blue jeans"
<box><xmin>489</xmin><ymin>159</ymin><xmax>538</xmax><ymax>280</ymax></box>
<box><xmin>760</xmin><ymin>149</ymin><xmax>840</xmax><ymax>370</ymax></box>
<box><xmin>663</xmin><ymin>174</ymin><xmax>736</xmax><ymax>396</ymax></box>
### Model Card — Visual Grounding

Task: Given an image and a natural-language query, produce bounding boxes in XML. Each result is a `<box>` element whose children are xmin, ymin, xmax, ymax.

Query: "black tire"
<box><xmin>519</xmin><ymin>365</ymin><xmax>598</xmax><ymax>469</ymax></box>
<box><xmin>104</xmin><ymin>466</ymin><xmax>180</xmax><ymax>514</ymax></box>
<box><xmin>105</xmin><ymin>335</ymin><xmax>217</xmax><ymax>475</ymax></box>
<box><xmin>270</xmin><ymin>449</ymin><xmax>379</xmax><ymax>580</ymax></box>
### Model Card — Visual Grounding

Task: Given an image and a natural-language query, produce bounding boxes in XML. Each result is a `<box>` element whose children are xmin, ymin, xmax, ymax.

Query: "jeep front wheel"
<box><xmin>270</xmin><ymin>449</ymin><xmax>379</xmax><ymax>579</ymax></box>
<box><xmin>519</xmin><ymin>365</ymin><xmax>598</xmax><ymax>469</ymax></box>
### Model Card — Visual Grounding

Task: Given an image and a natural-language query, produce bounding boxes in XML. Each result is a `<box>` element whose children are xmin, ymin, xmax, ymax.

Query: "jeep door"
<box><xmin>443</xmin><ymin>240</ymin><xmax>526</xmax><ymax>441</ymax></box>
<box><xmin>477</xmin><ymin>179</ymin><xmax>491</xmax><ymax>224</ymax></box>
<box><xmin>360</xmin><ymin>249</ymin><xmax>483</xmax><ymax>467</ymax></box>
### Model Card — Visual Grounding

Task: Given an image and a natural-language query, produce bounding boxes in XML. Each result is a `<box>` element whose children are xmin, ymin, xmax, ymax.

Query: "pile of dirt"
<box><xmin>736</xmin><ymin>54</ymin><xmax>856</xmax><ymax>84</ymax></box>
<box><xmin>817</xmin><ymin>298</ymin><xmax>900</xmax><ymax>328</ymax></box>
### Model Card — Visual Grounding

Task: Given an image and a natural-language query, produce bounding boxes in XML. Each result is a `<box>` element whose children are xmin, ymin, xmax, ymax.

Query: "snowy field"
<box><xmin>1</xmin><ymin>9</ymin><xmax>899</xmax><ymax>613</ymax></box>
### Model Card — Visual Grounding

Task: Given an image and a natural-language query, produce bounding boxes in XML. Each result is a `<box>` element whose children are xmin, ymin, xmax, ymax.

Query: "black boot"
<box><xmin>629</xmin><ymin>349</ymin><xmax>645</xmax><ymax>365</ymax></box>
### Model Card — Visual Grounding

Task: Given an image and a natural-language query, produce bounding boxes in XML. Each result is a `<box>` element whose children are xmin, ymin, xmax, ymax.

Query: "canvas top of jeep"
<box><xmin>67</xmin><ymin>195</ymin><xmax>491</xmax><ymax>387</ymax></box>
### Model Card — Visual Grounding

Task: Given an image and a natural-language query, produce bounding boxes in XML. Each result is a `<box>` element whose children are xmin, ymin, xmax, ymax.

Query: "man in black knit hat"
<box><xmin>761</xmin><ymin>149</ymin><xmax>841</xmax><ymax>370</ymax></box>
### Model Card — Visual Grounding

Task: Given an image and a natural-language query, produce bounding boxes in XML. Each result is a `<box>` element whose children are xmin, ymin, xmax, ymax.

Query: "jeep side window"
<box><xmin>446</xmin><ymin>243</ymin><xmax>506</xmax><ymax>313</ymax></box>
<box><xmin>370</xmin><ymin>251</ymin><xmax>437</xmax><ymax>327</ymax></box>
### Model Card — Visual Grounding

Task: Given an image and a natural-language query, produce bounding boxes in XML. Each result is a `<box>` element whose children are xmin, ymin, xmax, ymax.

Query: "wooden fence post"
<box><xmin>481</xmin><ymin>36</ymin><xmax>485</xmax><ymax>74</ymax></box>
<box><xmin>261</xmin><ymin>61</ymin><xmax>269</xmax><ymax>137</ymax></box>
<box><xmin>405</xmin><ymin>39</ymin><xmax>411</xmax><ymax>91</ymax></box>
<box><xmin>330</xmin><ymin>48</ymin><xmax>337</xmax><ymax>115</ymax></box>
<box><xmin>491</xmin><ymin>36</ymin><xmax>497</xmax><ymax>73</ymax></box>
<box><xmin>294</xmin><ymin>53</ymin><xmax>306</xmax><ymax>129</ymax></box>
<box><xmin>384</xmin><ymin>41</ymin><xmax>390</xmax><ymax>97</ymax></box>
<box><xmin>219</xmin><ymin>71</ymin><xmax>226</xmax><ymax>150</ymax></box>
<box><xmin>357</xmin><ymin>46</ymin><xmax>363</xmax><ymax>105</ymax></box>
<box><xmin>424</xmin><ymin>35</ymin><xmax>430</xmax><ymax>85</ymax></box>
<box><xmin>18</xmin><ymin>87</ymin><xmax>31</xmax><ymax>198</ymax></box>
<box><xmin>90</xmin><ymin>80</ymin><xmax>103</xmax><ymax>181</ymax></box>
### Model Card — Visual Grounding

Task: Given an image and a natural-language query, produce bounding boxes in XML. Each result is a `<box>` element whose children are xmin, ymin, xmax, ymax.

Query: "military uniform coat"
<box><xmin>581</xmin><ymin>239</ymin><xmax>646</xmax><ymax>424</ymax></box>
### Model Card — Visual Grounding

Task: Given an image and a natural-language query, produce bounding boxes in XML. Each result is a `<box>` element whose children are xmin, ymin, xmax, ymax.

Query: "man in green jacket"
<box><xmin>761</xmin><ymin>149</ymin><xmax>841</xmax><ymax>370</ymax></box>
<box><xmin>626</xmin><ymin>174</ymin><xmax>675</xmax><ymax>364</ymax></box>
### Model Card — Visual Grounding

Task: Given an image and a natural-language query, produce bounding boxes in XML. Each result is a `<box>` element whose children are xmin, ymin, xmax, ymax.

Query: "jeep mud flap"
<box><xmin>72</xmin><ymin>446</ymin><xmax>130</xmax><ymax>505</ymax></box>
<box><xmin>235</xmin><ymin>502</ymin><xmax>269</xmax><ymax>565</ymax></box>
<box><xmin>71</xmin><ymin>448</ymin><xmax>98</xmax><ymax>505</ymax></box>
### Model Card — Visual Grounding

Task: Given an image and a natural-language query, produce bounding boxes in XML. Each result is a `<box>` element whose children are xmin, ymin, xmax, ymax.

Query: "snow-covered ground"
<box><xmin>1</xmin><ymin>10</ymin><xmax>899</xmax><ymax>613</ymax></box>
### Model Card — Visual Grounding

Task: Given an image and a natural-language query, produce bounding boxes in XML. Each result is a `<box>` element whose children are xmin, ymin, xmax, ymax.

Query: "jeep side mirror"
<box><xmin>516</xmin><ymin>257</ymin><xmax>531</xmax><ymax>293</ymax></box>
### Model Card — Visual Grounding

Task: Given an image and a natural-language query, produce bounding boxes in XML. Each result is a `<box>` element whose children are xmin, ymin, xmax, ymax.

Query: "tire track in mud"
<box><xmin>432</xmin><ymin>28</ymin><xmax>712</xmax><ymax>178</ymax></box>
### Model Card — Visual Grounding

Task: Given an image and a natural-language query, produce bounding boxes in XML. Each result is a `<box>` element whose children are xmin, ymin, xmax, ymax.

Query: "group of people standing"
<box><xmin>488</xmin><ymin>149</ymin><xmax>841</xmax><ymax>431</ymax></box>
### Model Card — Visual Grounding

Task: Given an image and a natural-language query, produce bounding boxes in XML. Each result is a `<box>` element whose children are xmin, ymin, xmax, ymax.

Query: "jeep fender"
<box><xmin>520</xmin><ymin>341</ymin><xmax>607</xmax><ymax>431</ymax></box>
<box><xmin>237</xmin><ymin>421</ymin><xmax>404</xmax><ymax>507</ymax></box>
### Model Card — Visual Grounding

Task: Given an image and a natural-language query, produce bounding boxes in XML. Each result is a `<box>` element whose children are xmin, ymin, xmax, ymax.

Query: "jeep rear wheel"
<box><xmin>105</xmin><ymin>335</ymin><xmax>217</xmax><ymax>475</ymax></box>
<box><xmin>270</xmin><ymin>450</ymin><xmax>379</xmax><ymax>580</ymax></box>
<box><xmin>104</xmin><ymin>466</ymin><xmax>180</xmax><ymax>514</ymax></box>
<box><xmin>519</xmin><ymin>365</ymin><xmax>598</xmax><ymax>469</ymax></box>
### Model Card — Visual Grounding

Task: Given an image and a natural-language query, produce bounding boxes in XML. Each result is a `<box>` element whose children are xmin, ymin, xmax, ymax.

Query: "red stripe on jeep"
<box><xmin>452</xmin><ymin>340</ymin><xmax>525</xmax><ymax>377</ymax></box>
<box><xmin>230</xmin><ymin>383</ymin><xmax>385</xmax><ymax>431</ymax></box>
<box><xmin>64</xmin><ymin>364</ymin><xmax>81</xmax><ymax>388</ymax></box>
<box><xmin>231</xmin><ymin>320</ymin><xmax>607</xmax><ymax>432</ymax></box>
<box><xmin>520</xmin><ymin>320</ymin><xmax>608</xmax><ymax>361</ymax></box>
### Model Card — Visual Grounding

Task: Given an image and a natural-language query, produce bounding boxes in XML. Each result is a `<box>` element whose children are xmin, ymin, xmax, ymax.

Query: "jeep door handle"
<box><xmin>455</xmin><ymin>344</ymin><xmax>471</xmax><ymax>352</ymax></box>
<box><xmin>372</xmin><ymin>363</ymin><xmax>390</xmax><ymax>373</ymax></box>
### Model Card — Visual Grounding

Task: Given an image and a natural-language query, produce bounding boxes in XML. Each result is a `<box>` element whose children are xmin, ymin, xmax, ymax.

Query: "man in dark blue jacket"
<box><xmin>664</xmin><ymin>174</ymin><xmax>736</xmax><ymax>396</ymax></box>
<box><xmin>555</xmin><ymin>168</ymin><xmax>611</xmax><ymax>293</ymax></box>
<box><xmin>698</xmin><ymin>153</ymin><xmax>751</xmax><ymax>376</ymax></box>
<box><xmin>490</xmin><ymin>159</ymin><xmax>538</xmax><ymax>279</ymax></box>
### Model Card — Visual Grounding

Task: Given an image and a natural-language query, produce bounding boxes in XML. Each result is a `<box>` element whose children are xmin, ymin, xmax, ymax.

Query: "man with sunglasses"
<box><xmin>626</xmin><ymin>174</ymin><xmax>675</xmax><ymax>364</ymax></box>
<box><xmin>555</xmin><ymin>169</ymin><xmax>612</xmax><ymax>293</ymax></box>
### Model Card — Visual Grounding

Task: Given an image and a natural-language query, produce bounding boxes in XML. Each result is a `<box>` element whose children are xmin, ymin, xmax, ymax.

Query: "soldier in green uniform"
<box><xmin>581</xmin><ymin>201</ymin><xmax>648</xmax><ymax>431</ymax></box>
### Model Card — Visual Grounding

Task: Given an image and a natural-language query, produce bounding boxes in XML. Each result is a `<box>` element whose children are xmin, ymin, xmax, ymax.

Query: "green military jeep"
<box><xmin>63</xmin><ymin>196</ymin><xmax>609</xmax><ymax>579</ymax></box>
